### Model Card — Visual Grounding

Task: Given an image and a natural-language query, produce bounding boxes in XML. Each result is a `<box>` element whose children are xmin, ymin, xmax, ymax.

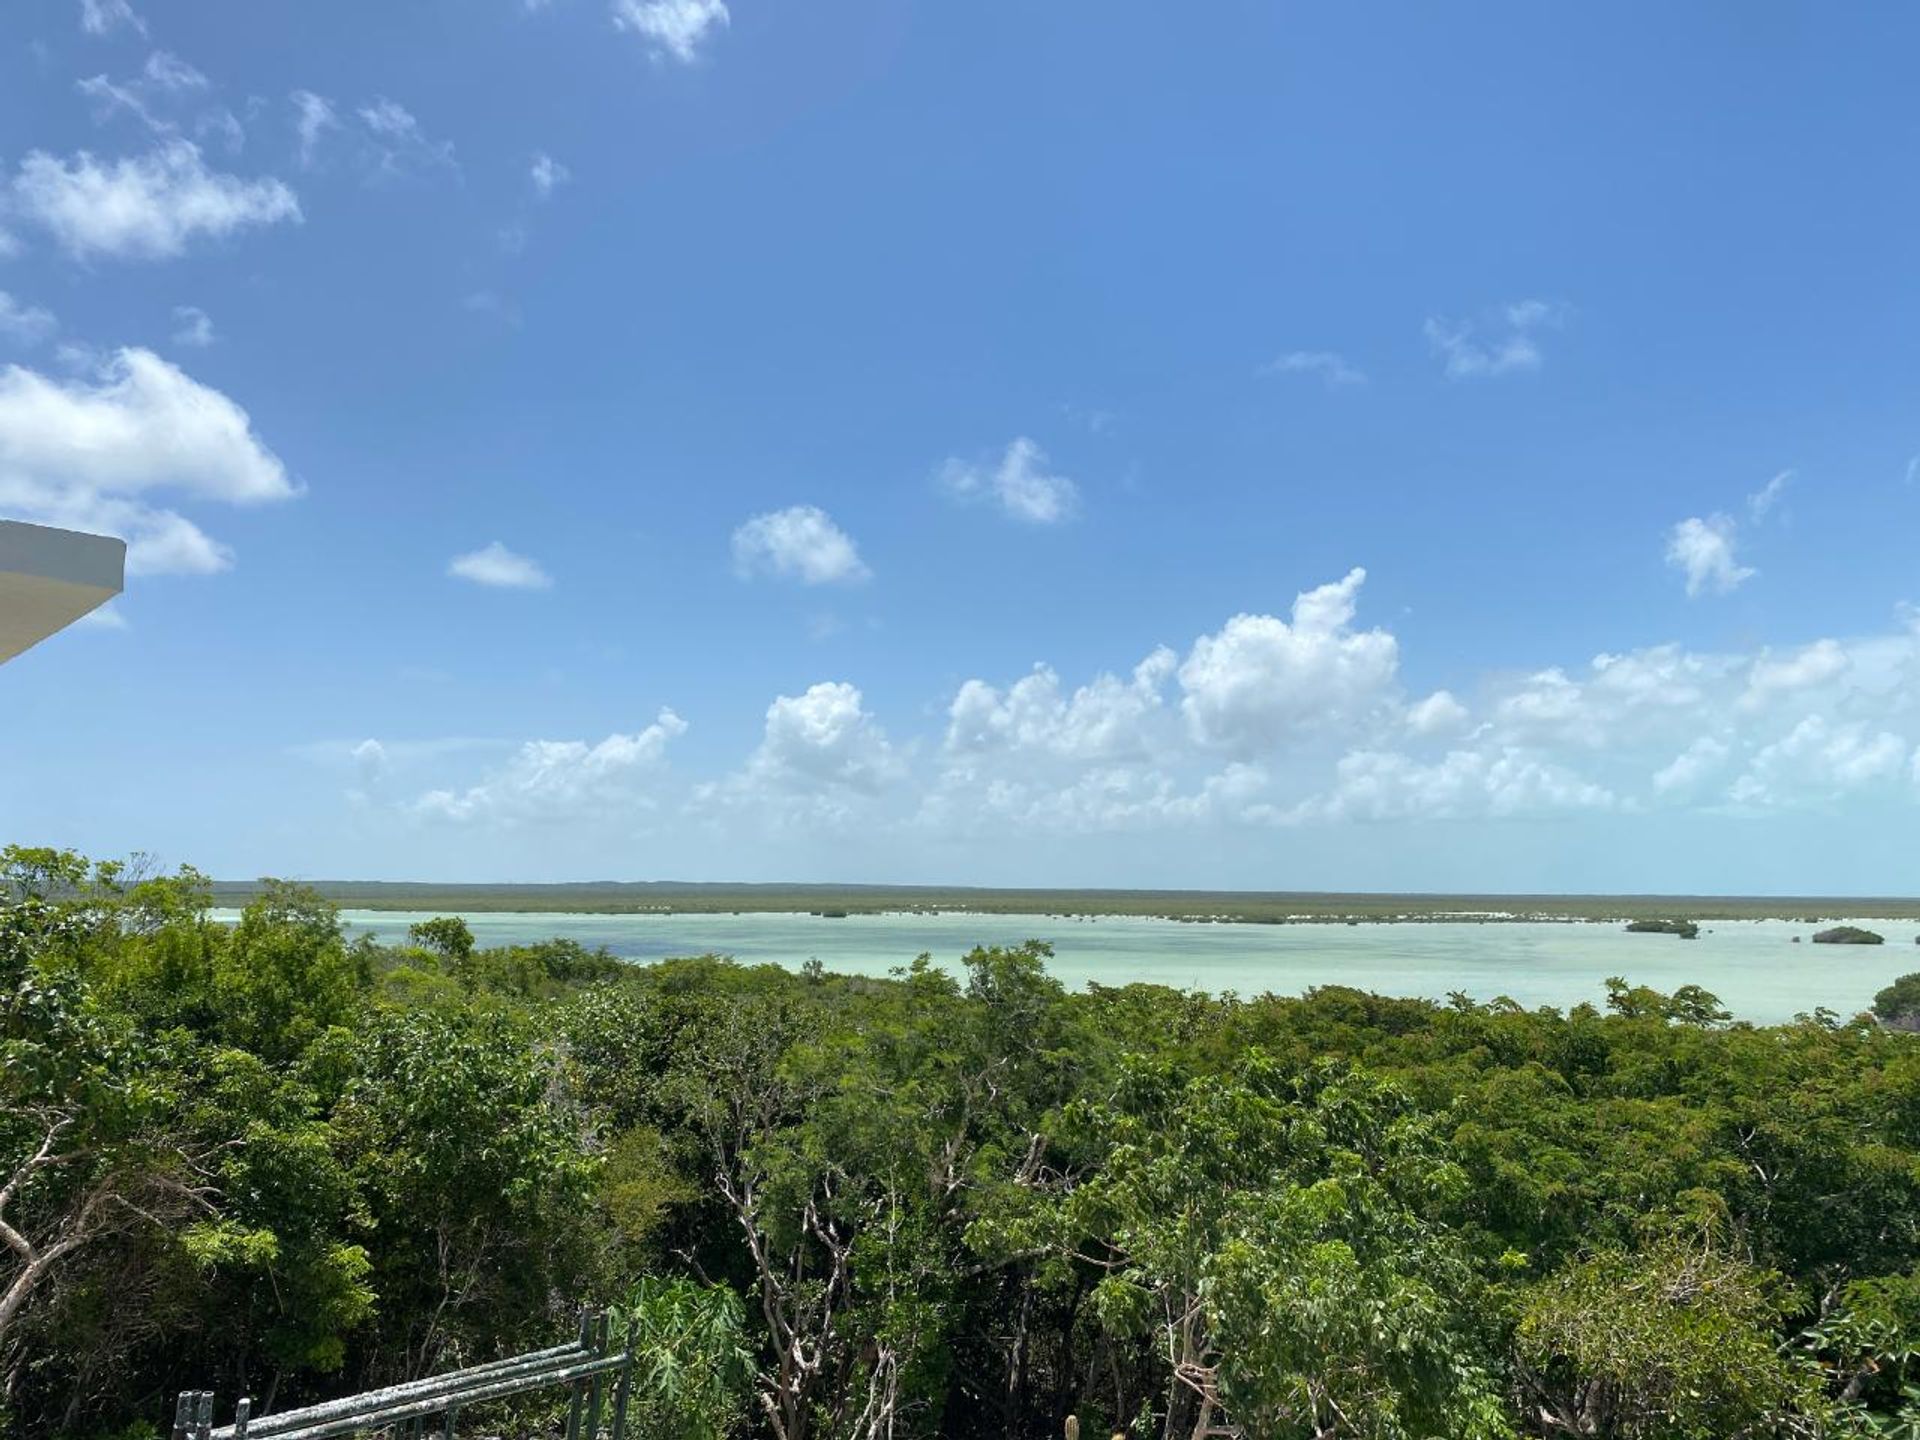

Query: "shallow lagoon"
<box><xmin>301</xmin><ymin>909</ymin><xmax>1920</xmax><ymax>1025</ymax></box>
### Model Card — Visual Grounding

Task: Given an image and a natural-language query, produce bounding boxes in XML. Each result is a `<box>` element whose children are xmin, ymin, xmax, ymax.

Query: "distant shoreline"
<box><xmin>207</xmin><ymin>880</ymin><xmax>1920</xmax><ymax>926</ymax></box>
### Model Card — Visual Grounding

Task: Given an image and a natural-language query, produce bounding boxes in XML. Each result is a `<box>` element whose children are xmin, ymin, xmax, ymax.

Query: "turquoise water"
<box><xmin>296</xmin><ymin>909</ymin><xmax>1920</xmax><ymax>1024</ymax></box>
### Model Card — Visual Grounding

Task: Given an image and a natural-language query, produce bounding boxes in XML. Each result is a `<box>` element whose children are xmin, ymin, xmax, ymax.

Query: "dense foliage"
<box><xmin>8</xmin><ymin>846</ymin><xmax>1920</xmax><ymax>1439</ymax></box>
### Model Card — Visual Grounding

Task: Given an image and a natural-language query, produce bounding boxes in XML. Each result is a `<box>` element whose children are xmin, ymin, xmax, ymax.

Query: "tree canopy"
<box><xmin>7</xmin><ymin>844</ymin><xmax>1920</xmax><ymax>1439</ymax></box>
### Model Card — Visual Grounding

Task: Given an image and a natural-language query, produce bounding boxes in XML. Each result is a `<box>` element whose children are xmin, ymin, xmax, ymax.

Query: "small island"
<box><xmin>1813</xmin><ymin>925</ymin><xmax>1885</xmax><ymax>945</ymax></box>
<box><xmin>1625</xmin><ymin>918</ymin><xmax>1700</xmax><ymax>939</ymax></box>
<box><xmin>1876</xmin><ymin>971</ymin><xmax>1920</xmax><ymax>1030</ymax></box>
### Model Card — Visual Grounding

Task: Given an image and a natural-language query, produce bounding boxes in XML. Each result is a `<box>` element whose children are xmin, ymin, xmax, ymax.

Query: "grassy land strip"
<box><xmin>206</xmin><ymin>878</ymin><xmax>1920</xmax><ymax>923</ymax></box>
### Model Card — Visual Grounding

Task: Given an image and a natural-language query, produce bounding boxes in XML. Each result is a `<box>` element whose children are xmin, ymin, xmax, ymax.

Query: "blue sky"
<box><xmin>4</xmin><ymin>1</ymin><xmax>1920</xmax><ymax>892</ymax></box>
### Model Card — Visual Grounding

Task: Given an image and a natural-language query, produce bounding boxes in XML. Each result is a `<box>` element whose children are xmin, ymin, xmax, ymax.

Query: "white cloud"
<box><xmin>1741</xmin><ymin>639</ymin><xmax>1846</xmax><ymax>708</ymax></box>
<box><xmin>1494</xmin><ymin>667</ymin><xmax>1604</xmax><ymax>748</ymax></box>
<box><xmin>530</xmin><ymin>152</ymin><xmax>570</xmax><ymax>198</ymax></box>
<box><xmin>1728</xmin><ymin>716</ymin><xmax>1908</xmax><ymax>808</ymax></box>
<box><xmin>170</xmin><ymin>304</ymin><xmax>214</xmax><ymax>347</ymax></box>
<box><xmin>74</xmin><ymin>600</ymin><xmax>128</xmax><ymax>631</ymax></box>
<box><xmin>290</xmin><ymin>91</ymin><xmax>338</xmax><ymax>167</ymax></box>
<box><xmin>1666</xmin><ymin>514</ymin><xmax>1754</xmax><ymax>597</ymax></box>
<box><xmin>946</xmin><ymin>649</ymin><xmax>1176</xmax><ymax>765</ymax></box>
<box><xmin>416</xmin><ymin>710</ymin><xmax>686</xmax><ymax>823</ymax></box>
<box><xmin>751</xmin><ymin>682</ymin><xmax>902</xmax><ymax>792</ymax></box>
<box><xmin>142</xmin><ymin>51</ymin><xmax>207</xmax><ymax>93</ymax></box>
<box><xmin>447</xmin><ymin>541</ymin><xmax>553</xmax><ymax>590</ymax></box>
<box><xmin>1405</xmin><ymin>689</ymin><xmax>1469</xmax><ymax>736</ymax></box>
<box><xmin>612</xmin><ymin>0</ymin><xmax>730</xmax><ymax>62</ymax></box>
<box><xmin>77</xmin><ymin>51</ymin><xmax>212</xmax><ymax>138</ymax></box>
<box><xmin>1305</xmin><ymin>746</ymin><xmax>1615</xmax><ymax>821</ymax></box>
<box><xmin>921</xmin><ymin>759</ymin><xmax>1279</xmax><ymax>836</ymax></box>
<box><xmin>732</xmin><ymin>505</ymin><xmax>869</xmax><ymax>585</ymax></box>
<box><xmin>1178</xmin><ymin>568</ymin><xmax>1398</xmax><ymax>756</ymax></box>
<box><xmin>357</xmin><ymin>99</ymin><xmax>457</xmax><ymax>178</ymax></box>
<box><xmin>197</xmin><ymin>108</ymin><xmax>247</xmax><ymax>155</ymax></box>
<box><xmin>1652</xmin><ymin>736</ymin><xmax>1730</xmax><ymax>796</ymax></box>
<box><xmin>461</xmin><ymin>289</ymin><xmax>520</xmax><ymax>324</ymax></box>
<box><xmin>1423</xmin><ymin>299</ymin><xmax>1566</xmax><ymax>380</ymax></box>
<box><xmin>7</xmin><ymin>141</ymin><xmax>299</xmax><ymax>261</ymax></box>
<box><xmin>76</xmin><ymin>75</ymin><xmax>160</xmax><ymax>133</ymax></box>
<box><xmin>0</xmin><ymin>347</ymin><xmax>294</xmax><ymax>575</ymax></box>
<box><xmin>1261</xmin><ymin>351</ymin><xmax>1366</xmax><ymax>387</ymax></box>
<box><xmin>79</xmin><ymin>0</ymin><xmax>145</xmax><ymax>36</ymax></box>
<box><xmin>0</xmin><ymin>294</ymin><xmax>57</xmax><ymax>347</ymax></box>
<box><xmin>1748</xmin><ymin>469</ymin><xmax>1791</xmax><ymax>522</ymax></box>
<box><xmin>939</xmin><ymin>437</ymin><xmax>1079</xmax><ymax>524</ymax></box>
<box><xmin>373</xmin><ymin>579</ymin><xmax>1920</xmax><ymax>849</ymax></box>
<box><xmin>1587</xmin><ymin>644</ymin><xmax>1721</xmax><ymax>712</ymax></box>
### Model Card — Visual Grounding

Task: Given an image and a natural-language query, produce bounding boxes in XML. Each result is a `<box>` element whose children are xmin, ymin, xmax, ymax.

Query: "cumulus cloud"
<box><xmin>1652</xmin><ymin>736</ymin><xmax>1730</xmax><ymax>796</ymax></box>
<box><xmin>612</xmin><ymin>0</ymin><xmax>730</xmax><ymax>62</ymax></box>
<box><xmin>7</xmin><ymin>141</ymin><xmax>299</xmax><ymax>261</ymax></box>
<box><xmin>0</xmin><ymin>294</ymin><xmax>57</xmax><ymax>347</ymax></box>
<box><xmin>1666</xmin><ymin>514</ymin><xmax>1754</xmax><ymax>597</ymax></box>
<box><xmin>1303</xmin><ymin>746</ymin><xmax>1615</xmax><ymax>822</ymax></box>
<box><xmin>749</xmin><ymin>682</ymin><xmax>902</xmax><ymax>793</ymax></box>
<box><xmin>1727</xmin><ymin>716</ymin><xmax>1908</xmax><ymax>809</ymax></box>
<box><xmin>0</xmin><ymin>347</ymin><xmax>294</xmax><ymax>574</ymax></box>
<box><xmin>1178</xmin><ymin>568</ymin><xmax>1398</xmax><ymax>756</ymax></box>
<box><xmin>1493</xmin><ymin>668</ymin><xmax>1605</xmax><ymax>748</ymax></box>
<box><xmin>447</xmin><ymin>541</ymin><xmax>553</xmax><ymax>590</ymax></box>
<box><xmin>1261</xmin><ymin>351</ymin><xmax>1366</xmax><ymax>387</ymax></box>
<box><xmin>1424</xmin><ymin>299</ymin><xmax>1565</xmax><ymax>380</ymax></box>
<box><xmin>1586</xmin><ymin>645</ymin><xmax>1724</xmax><ymax>712</ymax></box>
<box><xmin>416</xmin><ymin>710</ymin><xmax>686</xmax><ymax>823</ymax></box>
<box><xmin>921</xmin><ymin>758</ymin><xmax>1281</xmax><ymax>837</ymax></box>
<box><xmin>1405</xmin><ymin>689</ymin><xmax>1469</xmax><ymax>736</ymax></box>
<box><xmin>939</xmin><ymin>437</ymin><xmax>1078</xmax><ymax>524</ymax></box>
<box><xmin>1741</xmin><ymin>639</ymin><xmax>1846</xmax><ymax>708</ymax></box>
<box><xmin>376</xmin><ymin>570</ymin><xmax>1920</xmax><ymax>848</ymax></box>
<box><xmin>946</xmin><ymin>649</ymin><xmax>1177</xmax><ymax>766</ymax></box>
<box><xmin>732</xmin><ymin>505</ymin><xmax>869</xmax><ymax>585</ymax></box>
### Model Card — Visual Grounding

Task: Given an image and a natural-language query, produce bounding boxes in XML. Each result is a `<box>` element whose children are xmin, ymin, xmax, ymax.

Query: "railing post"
<box><xmin>581</xmin><ymin>1314</ymin><xmax>610</xmax><ymax>1440</ymax></box>
<box><xmin>564</xmin><ymin>1313</ymin><xmax>592</xmax><ymax>1440</ymax></box>
<box><xmin>233</xmin><ymin>1396</ymin><xmax>251</xmax><ymax>1439</ymax></box>
<box><xmin>441</xmin><ymin>1403</ymin><xmax>460</xmax><ymax>1439</ymax></box>
<box><xmin>170</xmin><ymin>1392</ymin><xmax>190</xmax><ymax>1440</ymax></box>
<box><xmin>608</xmin><ymin>1347</ymin><xmax>633</xmax><ymax>1440</ymax></box>
<box><xmin>193</xmin><ymin>1390</ymin><xmax>214</xmax><ymax>1440</ymax></box>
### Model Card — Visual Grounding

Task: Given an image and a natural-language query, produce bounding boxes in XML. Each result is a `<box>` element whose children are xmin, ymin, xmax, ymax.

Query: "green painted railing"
<box><xmin>171</xmin><ymin>1312</ymin><xmax>633</xmax><ymax>1440</ymax></box>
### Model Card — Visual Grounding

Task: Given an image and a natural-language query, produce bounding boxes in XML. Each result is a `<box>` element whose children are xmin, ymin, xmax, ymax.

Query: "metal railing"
<box><xmin>171</xmin><ymin>1312</ymin><xmax>634</xmax><ymax>1440</ymax></box>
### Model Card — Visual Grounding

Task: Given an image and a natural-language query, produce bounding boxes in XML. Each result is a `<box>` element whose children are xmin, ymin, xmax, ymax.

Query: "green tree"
<box><xmin>617</xmin><ymin>1277</ymin><xmax>755</xmax><ymax>1440</ymax></box>
<box><xmin>1876</xmin><ymin>973</ymin><xmax>1920</xmax><ymax>1032</ymax></box>
<box><xmin>336</xmin><ymin>1006</ymin><xmax>597</xmax><ymax>1378</ymax></box>
<box><xmin>1514</xmin><ymin>1233</ymin><xmax>1815</xmax><ymax>1438</ymax></box>
<box><xmin>407</xmin><ymin>917</ymin><xmax>476</xmax><ymax>965</ymax></box>
<box><xmin>215</xmin><ymin>883</ymin><xmax>368</xmax><ymax>1061</ymax></box>
<box><xmin>1063</xmin><ymin>1056</ymin><xmax>1508</xmax><ymax>1439</ymax></box>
